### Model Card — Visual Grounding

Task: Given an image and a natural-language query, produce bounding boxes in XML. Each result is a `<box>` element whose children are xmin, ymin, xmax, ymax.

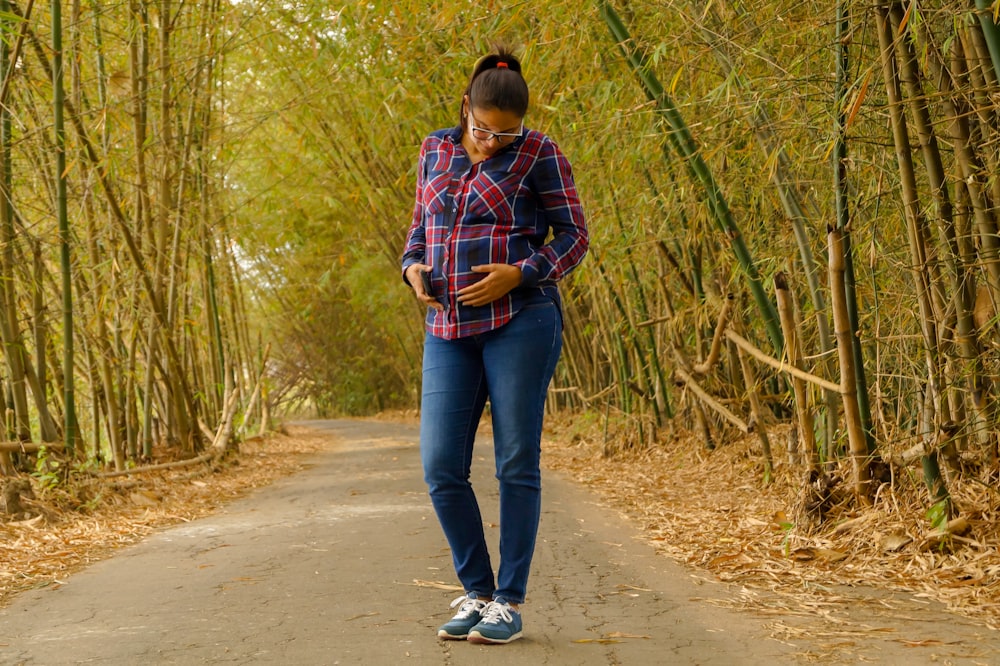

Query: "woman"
<box><xmin>401</xmin><ymin>46</ymin><xmax>588</xmax><ymax>645</ymax></box>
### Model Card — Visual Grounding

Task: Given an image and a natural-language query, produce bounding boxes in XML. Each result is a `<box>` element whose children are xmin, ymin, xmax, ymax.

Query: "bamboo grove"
<box><xmin>576</xmin><ymin>0</ymin><xmax>1000</xmax><ymax>521</ymax></box>
<box><xmin>8</xmin><ymin>0</ymin><xmax>999</xmax><ymax>528</ymax></box>
<box><xmin>226</xmin><ymin>0</ymin><xmax>1000</xmax><ymax>528</ymax></box>
<box><xmin>0</xmin><ymin>1</ymin><xmax>260</xmax><ymax>475</ymax></box>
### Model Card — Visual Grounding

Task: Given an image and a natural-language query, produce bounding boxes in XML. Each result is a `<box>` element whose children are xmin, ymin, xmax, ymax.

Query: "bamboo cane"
<box><xmin>0</xmin><ymin>1</ymin><xmax>37</xmax><ymax>444</ymax></box>
<box><xmin>835</xmin><ymin>0</ymin><xmax>875</xmax><ymax>457</ymax></box>
<box><xmin>53</xmin><ymin>0</ymin><xmax>78</xmax><ymax>454</ymax></box>
<box><xmin>732</xmin><ymin>311</ymin><xmax>774</xmax><ymax>482</ymax></box>
<box><xmin>972</xmin><ymin>0</ymin><xmax>1000</xmax><ymax>81</ymax></box>
<box><xmin>693</xmin><ymin>294</ymin><xmax>733</xmax><ymax>376</ymax></box>
<box><xmin>775</xmin><ymin>272</ymin><xmax>819</xmax><ymax>472</ymax></box>
<box><xmin>674</xmin><ymin>366</ymin><xmax>750</xmax><ymax>434</ymax></box>
<box><xmin>829</xmin><ymin>226</ymin><xmax>872</xmax><ymax>502</ymax></box>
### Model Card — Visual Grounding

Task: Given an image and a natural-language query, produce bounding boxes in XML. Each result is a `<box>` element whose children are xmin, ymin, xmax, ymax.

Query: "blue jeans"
<box><xmin>420</xmin><ymin>296</ymin><xmax>562</xmax><ymax>604</ymax></box>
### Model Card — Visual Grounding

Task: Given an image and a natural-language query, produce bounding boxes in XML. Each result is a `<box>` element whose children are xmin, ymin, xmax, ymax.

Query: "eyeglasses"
<box><xmin>468</xmin><ymin>116</ymin><xmax>523</xmax><ymax>144</ymax></box>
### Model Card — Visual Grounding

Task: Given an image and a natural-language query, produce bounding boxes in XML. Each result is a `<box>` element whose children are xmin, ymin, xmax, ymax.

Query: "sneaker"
<box><xmin>467</xmin><ymin>597</ymin><xmax>523</xmax><ymax>645</ymax></box>
<box><xmin>437</xmin><ymin>593</ymin><xmax>488</xmax><ymax>640</ymax></box>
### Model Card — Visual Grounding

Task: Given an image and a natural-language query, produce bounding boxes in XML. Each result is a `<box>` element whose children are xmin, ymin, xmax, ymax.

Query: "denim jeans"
<box><xmin>420</xmin><ymin>295</ymin><xmax>562</xmax><ymax>604</ymax></box>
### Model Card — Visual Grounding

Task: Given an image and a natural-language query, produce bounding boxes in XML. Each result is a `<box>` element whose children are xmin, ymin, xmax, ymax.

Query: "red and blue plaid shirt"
<box><xmin>402</xmin><ymin>126</ymin><xmax>588</xmax><ymax>340</ymax></box>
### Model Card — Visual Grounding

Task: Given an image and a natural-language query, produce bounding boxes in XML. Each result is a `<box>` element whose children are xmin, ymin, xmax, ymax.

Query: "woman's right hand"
<box><xmin>405</xmin><ymin>263</ymin><xmax>445</xmax><ymax>312</ymax></box>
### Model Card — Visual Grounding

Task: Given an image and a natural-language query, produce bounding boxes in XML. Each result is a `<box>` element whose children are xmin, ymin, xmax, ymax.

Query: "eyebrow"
<box><xmin>471</xmin><ymin>114</ymin><xmax>522</xmax><ymax>134</ymax></box>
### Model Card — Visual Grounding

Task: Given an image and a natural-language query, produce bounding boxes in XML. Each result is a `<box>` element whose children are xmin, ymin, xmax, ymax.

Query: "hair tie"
<box><xmin>496</xmin><ymin>61</ymin><xmax>509</xmax><ymax>69</ymax></box>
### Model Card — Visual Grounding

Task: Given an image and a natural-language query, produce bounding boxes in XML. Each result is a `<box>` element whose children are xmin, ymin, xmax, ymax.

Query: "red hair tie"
<box><xmin>497</xmin><ymin>62</ymin><xmax>509</xmax><ymax>69</ymax></box>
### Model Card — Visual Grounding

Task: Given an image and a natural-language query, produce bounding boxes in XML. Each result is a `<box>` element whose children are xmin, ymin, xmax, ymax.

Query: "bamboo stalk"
<box><xmin>693</xmin><ymin>294</ymin><xmax>733</xmax><ymax>376</ymax></box>
<box><xmin>723</xmin><ymin>329</ymin><xmax>841</xmax><ymax>394</ymax></box>
<box><xmin>0</xmin><ymin>442</ymin><xmax>65</xmax><ymax>453</ymax></box>
<box><xmin>12</xmin><ymin>0</ymin><xmax>200</xmax><ymax>451</ymax></box>
<box><xmin>696</xmin><ymin>1</ymin><xmax>835</xmax><ymax>371</ymax></box>
<box><xmin>875</xmin><ymin>3</ymin><xmax>946</xmax><ymax>436</ymax></box>
<box><xmin>972</xmin><ymin>0</ymin><xmax>1000</xmax><ymax>81</ymax></box>
<box><xmin>0</xmin><ymin>1</ymin><xmax>36</xmax><ymax>444</ymax></box>
<box><xmin>775</xmin><ymin>273</ymin><xmax>819</xmax><ymax>471</ymax></box>
<box><xmin>829</xmin><ymin>226</ymin><xmax>872</xmax><ymax>502</ymax></box>
<box><xmin>888</xmin><ymin>5</ymin><xmax>996</xmax><ymax>457</ymax></box>
<box><xmin>904</xmin><ymin>8</ymin><xmax>1000</xmax><ymax>302</ymax></box>
<box><xmin>732</xmin><ymin>311</ymin><xmax>774</xmax><ymax>481</ymax></box>
<box><xmin>835</xmin><ymin>0</ymin><xmax>875</xmax><ymax>456</ymax></box>
<box><xmin>53</xmin><ymin>0</ymin><xmax>77</xmax><ymax>454</ymax></box>
<box><xmin>674</xmin><ymin>366</ymin><xmax>750</xmax><ymax>434</ymax></box>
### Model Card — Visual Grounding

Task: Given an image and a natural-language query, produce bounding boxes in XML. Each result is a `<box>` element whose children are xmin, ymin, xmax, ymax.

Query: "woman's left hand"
<box><xmin>457</xmin><ymin>264</ymin><xmax>522</xmax><ymax>307</ymax></box>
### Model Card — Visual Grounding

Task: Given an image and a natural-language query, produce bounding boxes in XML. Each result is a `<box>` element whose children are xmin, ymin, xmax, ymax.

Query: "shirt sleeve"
<box><xmin>401</xmin><ymin>137</ymin><xmax>430</xmax><ymax>286</ymax></box>
<box><xmin>518</xmin><ymin>137</ymin><xmax>589</xmax><ymax>287</ymax></box>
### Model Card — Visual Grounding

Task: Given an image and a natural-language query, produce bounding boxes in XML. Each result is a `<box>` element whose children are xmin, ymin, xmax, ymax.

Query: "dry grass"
<box><xmin>0</xmin><ymin>425</ymin><xmax>326</xmax><ymax>609</ymax></box>
<box><xmin>542</xmin><ymin>414</ymin><xmax>1000</xmax><ymax>632</ymax></box>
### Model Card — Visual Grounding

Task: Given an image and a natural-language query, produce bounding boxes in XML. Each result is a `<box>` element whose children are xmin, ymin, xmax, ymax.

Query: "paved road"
<box><xmin>1</xmin><ymin>420</ymin><xmax>996</xmax><ymax>665</ymax></box>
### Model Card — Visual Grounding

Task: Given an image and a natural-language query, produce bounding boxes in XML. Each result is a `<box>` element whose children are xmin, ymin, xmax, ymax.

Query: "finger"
<box><xmin>420</xmin><ymin>293</ymin><xmax>444</xmax><ymax>311</ymax></box>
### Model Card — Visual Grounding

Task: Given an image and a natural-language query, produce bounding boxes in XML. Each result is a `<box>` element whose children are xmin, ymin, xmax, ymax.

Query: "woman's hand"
<box><xmin>457</xmin><ymin>264</ymin><xmax>522</xmax><ymax>307</ymax></box>
<box><xmin>405</xmin><ymin>263</ymin><xmax>444</xmax><ymax>312</ymax></box>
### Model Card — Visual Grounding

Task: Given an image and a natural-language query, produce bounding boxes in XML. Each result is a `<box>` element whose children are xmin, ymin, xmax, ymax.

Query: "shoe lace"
<box><xmin>478</xmin><ymin>600</ymin><xmax>514</xmax><ymax>626</ymax></box>
<box><xmin>449</xmin><ymin>595</ymin><xmax>486</xmax><ymax>619</ymax></box>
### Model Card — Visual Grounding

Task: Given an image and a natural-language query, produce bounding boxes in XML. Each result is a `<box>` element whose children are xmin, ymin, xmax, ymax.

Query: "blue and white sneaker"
<box><xmin>437</xmin><ymin>593</ymin><xmax>487</xmax><ymax>640</ymax></box>
<box><xmin>467</xmin><ymin>597</ymin><xmax>523</xmax><ymax>644</ymax></box>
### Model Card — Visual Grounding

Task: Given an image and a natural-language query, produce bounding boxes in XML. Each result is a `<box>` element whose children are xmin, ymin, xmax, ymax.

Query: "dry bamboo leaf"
<box><xmin>790</xmin><ymin>548</ymin><xmax>817</xmax><ymax>562</ymax></box>
<box><xmin>813</xmin><ymin>548</ymin><xmax>848</xmax><ymax>562</ymax></box>
<box><xmin>572</xmin><ymin>638</ymin><xmax>623</xmax><ymax>644</ymax></box>
<box><xmin>129</xmin><ymin>491</ymin><xmax>160</xmax><ymax>507</ymax></box>
<box><xmin>615</xmin><ymin>584</ymin><xmax>652</xmax><ymax>592</ymax></box>
<box><xmin>709</xmin><ymin>550</ymin><xmax>746</xmax><ymax>567</ymax></box>
<box><xmin>408</xmin><ymin>579</ymin><xmax>463</xmax><ymax>592</ymax></box>
<box><xmin>893</xmin><ymin>639</ymin><xmax>952</xmax><ymax>647</ymax></box>
<box><xmin>605</xmin><ymin>631</ymin><xmax>651</xmax><ymax>639</ymax></box>
<box><xmin>831</xmin><ymin>515</ymin><xmax>868</xmax><ymax>535</ymax></box>
<box><xmin>880</xmin><ymin>532</ymin><xmax>913</xmax><ymax>553</ymax></box>
<box><xmin>945</xmin><ymin>518</ymin><xmax>971</xmax><ymax>537</ymax></box>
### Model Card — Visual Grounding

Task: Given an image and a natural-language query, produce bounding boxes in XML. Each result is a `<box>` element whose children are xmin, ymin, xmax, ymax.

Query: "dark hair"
<box><xmin>459</xmin><ymin>47</ymin><xmax>529</xmax><ymax>127</ymax></box>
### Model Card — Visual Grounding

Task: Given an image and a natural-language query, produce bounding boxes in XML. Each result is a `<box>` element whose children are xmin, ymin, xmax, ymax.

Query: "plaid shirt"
<box><xmin>402</xmin><ymin>126</ymin><xmax>588</xmax><ymax>340</ymax></box>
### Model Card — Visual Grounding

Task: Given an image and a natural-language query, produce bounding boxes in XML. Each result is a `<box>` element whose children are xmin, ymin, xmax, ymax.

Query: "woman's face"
<box><xmin>465</xmin><ymin>101</ymin><xmax>524</xmax><ymax>159</ymax></box>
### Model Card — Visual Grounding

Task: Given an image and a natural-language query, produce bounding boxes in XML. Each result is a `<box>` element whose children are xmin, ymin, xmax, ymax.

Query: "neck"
<box><xmin>461</xmin><ymin>133</ymin><xmax>487</xmax><ymax>164</ymax></box>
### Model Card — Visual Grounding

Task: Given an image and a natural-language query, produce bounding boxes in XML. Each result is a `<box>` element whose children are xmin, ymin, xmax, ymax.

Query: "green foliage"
<box><xmin>926</xmin><ymin>499</ymin><xmax>950</xmax><ymax>532</ymax></box>
<box><xmin>31</xmin><ymin>447</ymin><xmax>62</xmax><ymax>490</ymax></box>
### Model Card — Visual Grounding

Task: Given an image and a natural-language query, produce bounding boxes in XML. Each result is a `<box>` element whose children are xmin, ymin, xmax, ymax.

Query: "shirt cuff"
<box><xmin>401</xmin><ymin>259</ymin><xmax>421</xmax><ymax>287</ymax></box>
<box><xmin>518</xmin><ymin>259</ymin><xmax>540</xmax><ymax>288</ymax></box>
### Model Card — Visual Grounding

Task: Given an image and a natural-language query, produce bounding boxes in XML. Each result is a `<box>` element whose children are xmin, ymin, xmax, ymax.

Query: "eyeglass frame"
<box><xmin>466</xmin><ymin>106</ymin><xmax>524</xmax><ymax>144</ymax></box>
